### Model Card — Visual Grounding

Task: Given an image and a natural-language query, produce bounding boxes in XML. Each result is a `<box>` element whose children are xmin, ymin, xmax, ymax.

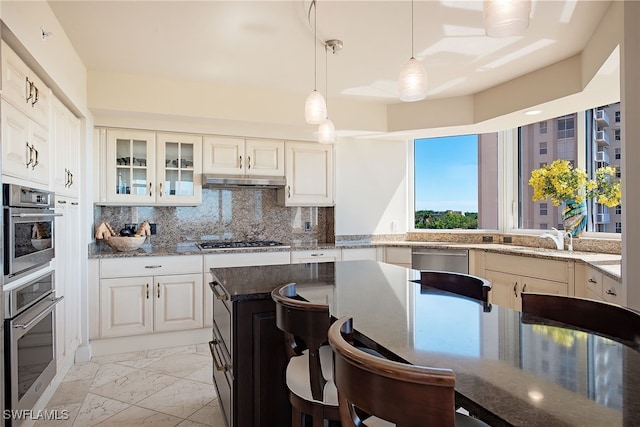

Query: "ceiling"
<box><xmin>48</xmin><ymin>0</ymin><xmax>613</xmax><ymax>108</ymax></box>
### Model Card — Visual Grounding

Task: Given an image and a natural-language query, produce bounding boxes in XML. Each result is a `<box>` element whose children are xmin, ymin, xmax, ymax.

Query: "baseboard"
<box><xmin>89</xmin><ymin>328</ymin><xmax>212</xmax><ymax>356</ymax></box>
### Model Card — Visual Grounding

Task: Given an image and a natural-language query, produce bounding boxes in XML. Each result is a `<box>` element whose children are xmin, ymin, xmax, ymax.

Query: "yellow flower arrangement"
<box><xmin>529</xmin><ymin>160</ymin><xmax>621</xmax><ymax>207</ymax></box>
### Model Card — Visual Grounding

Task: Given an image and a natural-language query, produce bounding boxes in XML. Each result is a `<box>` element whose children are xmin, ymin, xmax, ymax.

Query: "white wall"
<box><xmin>335</xmin><ymin>138</ymin><xmax>408</xmax><ymax>236</ymax></box>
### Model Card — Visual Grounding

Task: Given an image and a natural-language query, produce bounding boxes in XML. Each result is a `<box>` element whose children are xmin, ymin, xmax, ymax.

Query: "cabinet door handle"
<box><xmin>32</xmin><ymin>85</ymin><xmax>39</xmax><ymax>106</ymax></box>
<box><xmin>248</xmin><ymin>156</ymin><xmax>251</xmax><ymax>169</ymax></box>
<box><xmin>157</xmin><ymin>283</ymin><xmax>160</xmax><ymax>298</ymax></box>
<box><xmin>25</xmin><ymin>77</ymin><xmax>33</xmax><ymax>103</ymax></box>
<box><xmin>588</xmin><ymin>278</ymin><xmax>598</xmax><ymax>284</ymax></box>
<box><xmin>210</xmin><ymin>281</ymin><xmax>228</xmax><ymax>301</ymax></box>
<box><xmin>145</xmin><ymin>265</ymin><xmax>162</xmax><ymax>269</ymax></box>
<box><xmin>69</xmin><ymin>172</ymin><xmax>74</xmax><ymax>187</ymax></box>
<box><xmin>159</xmin><ymin>182</ymin><xmax>163</xmax><ymax>197</ymax></box>
<box><xmin>605</xmin><ymin>289</ymin><xmax>617</xmax><ymax>296</ymax></box>
<box><xmin>26</xmin><ymin>142</ymin><xmax>33</xmax><ymax>168</ymax></box>
<box><xmin>310</xmin><ymin>253</ymin><xmax>324</xmax><ymax>257</ymax></box>
<box><xmin>146</xmin><ymin>283</ymin><xmax>149</xmax><ymax>299</ymax></box>
<box><xmin>513</xmin><ymin>281</ymin><xmax>518</xmax><ymax>297</ymax></box>
<box><xmin>239</xmin><ymin>155</ymin><xmax>243</xmax><ymax>169</ymax></box>
<box><xmin>32</xmin><ymin>147</ymin><xmax>39</xmax><ymax>169</ymax></box>
<box><xmin>149</xmin><ymin>182</ymin><xmax>153</xmax><ymax>197</ymax></box>
<box><xmin>288</xmin><ymin>185</ymin><xmax>291</xmax><ymax>198</ymax></box>
<box><xmin>209</xmin><ymin>340</ymin><xmax>229</xmax><ymax>372</ymax></box>
<box><xmin>58</xmin><ymin>200</ymin><xmax>67</xmax><ymax>205</ymax></box>
<box><xmin>522</xmin><ymin>283</ymin><xmax>527</xmax><ymax>293</ymax></box>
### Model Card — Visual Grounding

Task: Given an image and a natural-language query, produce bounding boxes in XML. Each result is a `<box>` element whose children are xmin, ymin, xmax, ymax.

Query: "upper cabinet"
<box><xmin>52</xmin><ymin>96</ymin><xmax>81</xmax><ymax>197</ymax></box>
<box><xmin>1</xmin><ymin>40</ymin><xmax>50</xmax><ymax>129</ymax></box>
<box><xmin>102</xmin><ymin>129</ymin><xmax>202</xmax><ymax>205</ymax></box>
<box><xmin>202</xmin><ymin>136</ymin><xmax>284</xmax><ymax>176</ymax></box>
<box><xmin>278</xmin><ymin>141</ymin><xmax>334</xmax><ymax>206</ymax></box>
<box><xmin>1</xmin><ymin>42</ymin><xmax>51</xmax><ymax>187</ymax></box>
<box><xmin>1</xmin><ymin>99</ymin><xmax>49</xmax><ymax>186</ymax></box>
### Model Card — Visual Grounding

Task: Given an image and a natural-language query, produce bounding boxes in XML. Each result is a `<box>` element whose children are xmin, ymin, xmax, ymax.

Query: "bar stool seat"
<box><xmin>286</xmin><ymin>345</ymin><xmax>338</xmax><ymax>405</ymax></box>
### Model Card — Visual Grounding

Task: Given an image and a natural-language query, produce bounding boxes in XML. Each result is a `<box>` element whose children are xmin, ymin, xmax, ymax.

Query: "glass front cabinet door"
<box><xmin>105</xmin><ymin>129</ymin><xmax>202</xmax><ymax>205</ymax></box>
<box><xmin>106</xmin><ymin>129</ymin><xmax>156</xmax><ymax>204</ymax></box>
<box><xmin>156</xmin><ymin>133</ymin><xmax>202</xmax><ymax>205</ymax></box>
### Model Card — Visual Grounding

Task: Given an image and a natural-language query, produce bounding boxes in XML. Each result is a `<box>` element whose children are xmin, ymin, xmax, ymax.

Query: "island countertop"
<box><xmin>209</xmin><ymin>260</ymin><xmax>639</xmax><ymax>427</ymax></box>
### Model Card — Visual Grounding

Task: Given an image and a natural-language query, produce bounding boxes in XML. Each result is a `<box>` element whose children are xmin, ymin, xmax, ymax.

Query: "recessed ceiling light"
<box><xmin>525</xmin><ymin>109</ymin><xmax>542</xmax><ymax>116</ymax></box>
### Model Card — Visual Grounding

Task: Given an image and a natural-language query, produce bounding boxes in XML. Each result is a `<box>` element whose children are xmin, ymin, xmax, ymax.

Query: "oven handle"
<box><xmin>11</xmin><ymin>212</ymin><xmax>63</xmax><ymax>218</ymax></box>
<box><xmin>13</xmin><ymin>296</ymin><xmax>64</xmax><ymax>329</ymax></box>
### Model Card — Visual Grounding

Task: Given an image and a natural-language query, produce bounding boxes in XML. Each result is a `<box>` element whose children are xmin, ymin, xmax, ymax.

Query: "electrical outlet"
<box><xmin>503</xmin><ymin>236</ymin><xmax>513</xmax><ymax>244</ymax></box>
<box><xmin>304</xmin><ymin>221</ymin><xmax>311</xmax><ymax>232</ymax></box>
<box><xmin>482</xmin><ymin>235</ymin><xmax>493</xmax><ymax>243</ymax></box>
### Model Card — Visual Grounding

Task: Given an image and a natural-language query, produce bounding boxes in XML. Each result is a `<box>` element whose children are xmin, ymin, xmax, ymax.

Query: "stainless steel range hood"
<box><xmin>203</xmin><ymin>174</ymin><xmax>287</xmax><ymax>188</ymax></box>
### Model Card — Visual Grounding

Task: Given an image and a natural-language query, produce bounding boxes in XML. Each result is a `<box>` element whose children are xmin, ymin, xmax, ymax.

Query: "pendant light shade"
<box><xmin>318</xmin><ymin>118</ymin><xmax>336</xmax><ymax>144</ymax></box>
<box><xmin>483</xmin><ymin>0</ymin><xmax>531</xmax><ymax>38</ymax></box>
<box><xmin>399</xmin><ymin>0</ymin><xmax>426</xmax><ymax>102</ymax></box>
<box><xmin>305</xmin><ymin>90</ymin><xmax>327</xmax><ymax>124</ymax></box>
<box><xmin>399</xmin><ymin>57</ymin><xmax>427</xmax><ymax>102</ymax></box>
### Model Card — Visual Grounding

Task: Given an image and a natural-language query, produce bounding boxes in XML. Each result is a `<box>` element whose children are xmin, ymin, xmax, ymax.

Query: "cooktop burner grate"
<box><xmin>196</xmin><ymin>240</ymin><xmax>288</xmax><ymax>250</ymax></box>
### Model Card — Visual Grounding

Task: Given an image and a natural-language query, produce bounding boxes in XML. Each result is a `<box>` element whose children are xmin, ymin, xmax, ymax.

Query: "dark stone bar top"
<box><xmin>210</xmin><ymin>260</ymin><xmax>640</xmax><ymax>427</ymax></box>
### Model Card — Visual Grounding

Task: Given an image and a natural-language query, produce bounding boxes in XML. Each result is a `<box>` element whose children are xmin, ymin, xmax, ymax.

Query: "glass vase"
<box><xmin>562</xmin><ymin>199</ymin><xmax>587</xmax><ymax>237</ymax></box>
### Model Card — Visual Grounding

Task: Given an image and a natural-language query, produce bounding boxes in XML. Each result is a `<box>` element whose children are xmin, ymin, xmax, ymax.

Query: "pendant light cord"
<box><xmin>313</xmin><ymin>0</ymin><xmax>317</xmax><ymax>91</ymax></box>
<box><xmin>325</xmin><ymin>42</ymin><xmax>328</xmax><ymax>111</ymax></box>
<box><xmin>411</xmin><ymin>0</ymin><xmax>415</xmax><ymax>58</ymax></box>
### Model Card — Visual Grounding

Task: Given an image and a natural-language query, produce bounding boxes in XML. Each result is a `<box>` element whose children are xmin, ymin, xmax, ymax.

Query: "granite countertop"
<box><xmin>88</xmin><ymin>239</ymin><xmax>622</xmax><ymax>279</ymax></box>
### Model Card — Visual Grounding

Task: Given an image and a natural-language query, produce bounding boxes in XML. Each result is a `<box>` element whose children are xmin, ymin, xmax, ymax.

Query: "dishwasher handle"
<box><xmin>412</xmin><ymin>250</ymin><xmax>468</xmax><ymax>256</ymax></box>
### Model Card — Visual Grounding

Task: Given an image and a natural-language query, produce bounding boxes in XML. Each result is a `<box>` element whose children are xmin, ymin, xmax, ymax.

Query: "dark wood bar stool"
<box><xmin>521</xmin><ymin>292</ymin><xmax>640</xmax><ymax>349</ymax></box>
<box><xmin>271</xmin><ymin>282</ymin><xmax>340</xmax><ymax>427</ymax></box>
<box><xmin>418</xmin><ymin>270</ymin><xmax>492</xmax><ymax>311</ymax></box>
<box><xmin>329</xmin><ymin>316</ymin><xmax>490</xmax><ymax>427</ymax></box>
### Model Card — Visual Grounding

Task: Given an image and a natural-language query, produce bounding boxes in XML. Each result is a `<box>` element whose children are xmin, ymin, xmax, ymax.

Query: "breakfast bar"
<box><xmin>209</xmin><ymin>260</ymin><xmax>640</xmax><ymax>427</ymax></box>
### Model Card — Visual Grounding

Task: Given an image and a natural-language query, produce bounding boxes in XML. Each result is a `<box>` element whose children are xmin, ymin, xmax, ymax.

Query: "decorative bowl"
<box><xmin>31</xmin><ymin>238</ymin><xmax>52</xmax><ymax>250</ymax></box>
<box><xmin>104</xmin><ymin>236</ymin><xmax>146</xmax><ymax>252</ymax></box>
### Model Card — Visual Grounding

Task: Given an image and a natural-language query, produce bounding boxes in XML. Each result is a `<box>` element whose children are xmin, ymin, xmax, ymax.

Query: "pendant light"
<box><xmin>318</xmin><ymin>40</ymin><xmax>341</xmax><ymax>144</ymax></box>
<box><xmin>483</xmin><ymin>0</ymin><xmax>531</xmax><ymax>38</ymax></box>
<box><xmin>305</xmin><ymin>0</ymin><xmax>327</xmax><ymax>124</ymax></box>
<box><xmin>399</xmin><ymin>0</ymin><xmax>426</xmax><ymax>102</ymax></box>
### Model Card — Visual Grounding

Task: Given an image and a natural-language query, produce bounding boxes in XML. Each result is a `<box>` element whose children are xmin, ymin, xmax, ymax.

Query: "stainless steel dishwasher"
<box><xmin>411</xmin><ymin>248</ymin><xmax>469</xmax><ymax>274</ymax></box>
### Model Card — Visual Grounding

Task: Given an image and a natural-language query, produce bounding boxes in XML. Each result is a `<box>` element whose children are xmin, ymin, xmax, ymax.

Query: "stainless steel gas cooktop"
<box><xmin>196</xmin><ymin>240</ymin><xmax>289</xmax><ymax>250</ymax></box>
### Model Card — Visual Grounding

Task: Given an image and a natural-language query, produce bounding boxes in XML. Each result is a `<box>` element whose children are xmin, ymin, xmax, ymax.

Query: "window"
<box><xmin>616</xmin><ymin>166</ymin><xmax>621</xmax><ymax>178</ymax></box>
<box><xmin>540</xmin><ymin>223</ymin><xmax>548</xmax><ymax>229</ymax></box>
<box><xmin>557</xmin><ymin>115</ymin><xmax>575</xmax><ymax>139</ymax></box>
<box><xmin>616</xmin><ymin>205</ymin><xmax>622</xmax><ymax>215</ymax></box>
<box><xmin>616</xmin><ymin>222</ymin><xmax>622</xmax><ymax>233</ymax></box>
<box><xmin>539</xmin><ymin>142</ymin><xmax>547</xmax><ymax>155</ymax></box>
<box><xmin>539</xmin><ymin>203</ymin><xmax>548</xmax><ymax>215</ymax></box>
<box><xmin>615</xmin><ymin>111</ymin><xmax>621</xmax><ymax>123</ymax></box>
<box><xmin>414</xmin><ymin>133</ymin><xmax>498</xmax><ymax>230</ymax></box>
<box><xmin>539</xmin><ymin>122</ymin><xmax>547</xmax><ymax>134</ymax></box>
<box><xmin>615</xmin><ymin>129</ymin><xmax>620</xmax><ymax>141</ymax></box>
<box><xmin>615</xmin><ymin>148</ymin><xmax>621</xmax><ymax>160</ymax></box>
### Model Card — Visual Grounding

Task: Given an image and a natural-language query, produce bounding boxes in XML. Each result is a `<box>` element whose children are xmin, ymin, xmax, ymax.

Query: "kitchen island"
<box><xmin>210</xmin><ymin>260</ymin><xmax>640</xmax><ymax>427</ymax></box>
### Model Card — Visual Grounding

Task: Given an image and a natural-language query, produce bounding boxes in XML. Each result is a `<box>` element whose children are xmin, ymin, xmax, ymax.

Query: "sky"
<box><xmin>414</xmin><ymin>134</ymin><xmax>478</xmax><ymax>212</ymax></box>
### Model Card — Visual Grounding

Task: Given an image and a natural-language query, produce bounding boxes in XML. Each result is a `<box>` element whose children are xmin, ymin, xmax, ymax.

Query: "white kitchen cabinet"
<box><xmin>384</xmin><ymin>246</ymin><xmax>412</xmax><ymax>268</ymax></box>
<box><xmin>54</xmin><ymin>196</ymin><xmax>82</xmax><ymax>369</ymax></box>
<box><xmin>1</xmin><ymin>40</ymin><xmax>50</xmax><ymax>128</ymax></box>
<box><xmin>52</xmin><ymin>96</ymin><xmax>81</xmax><ymax>196</ymax></box>
<box><xmin>481</xmin><ymin>252</ymin><xmax>571</xmax><ymax>311</ymax></box>
<box><xmin>103</xmin><ymin>128</ymin><xmax>202</xmax><ymax>205</ymax></box>
<box><xmin>341</xmin><ymin>247</ymin><xmax>380</xmax><ymax>261</ymax></box>
<box><xmin>577</xmin><ymin>264</ymin><xmax>625</xmax><ymax>304</ymax></box>
<box><xmin>203</xmin><ymin>251</ymin><xmax>290</xmax><ymax>328</ymax></box>
<box><xmin>290</xmin><ymin>249</ymin><xmax>342</xmax><ymax>264</ymax></box>
<box><xmin>278</xmin><ymin>141</ymin><xmax>334</xmax><ymax>206</ymax></box>
<box><xmin>1</xmin><ymin>99</ymin><xmax>50</xmax><ymax>186</ymax></box>
<box><xmin>202</xmin><ymin>136</ymin><xmax>284</xmax><ymax>176</ymax></box>
<box><xmin>98</xmin><ymin>256</ymin><xmax>203</xmax><ymax>337</ymax></box>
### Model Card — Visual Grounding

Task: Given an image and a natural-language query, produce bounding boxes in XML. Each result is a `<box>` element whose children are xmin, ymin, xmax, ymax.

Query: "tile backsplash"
<box><xmin>94</xmin><ymin>188</ymin><xmax>334</xmax><ymax>245</ymax></box>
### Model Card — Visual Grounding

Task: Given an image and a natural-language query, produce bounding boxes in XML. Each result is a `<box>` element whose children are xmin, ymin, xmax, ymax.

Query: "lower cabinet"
<box><xmin>97</xmin><ymin>255</ymin><xmax>203</xmax><ymax>338</ymax></box>
<box><xmin>481</xmin><ymin>252</ymin><xmax>571</xmax><ymax>311</ymax></box>
<box><xmin>211</xmin><ymin>289</ymin><xmax>289</xmax><ymax>427</ymax></box>
<box><xmin>576</xmin><ymin>264</ymin><xmax>624</xmax><ymax>304</ymax></box>
<box><xmin>384</xmin><ymin>246</ymin><xmax>412</xmax><ymax>268</ymax></box>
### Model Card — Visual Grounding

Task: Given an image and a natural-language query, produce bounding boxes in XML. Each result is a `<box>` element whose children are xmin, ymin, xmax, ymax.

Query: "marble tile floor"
<box><xmin>35</xmin><ymin>343</ymin><xmax>226</xmax><ymax>427</ymax></box>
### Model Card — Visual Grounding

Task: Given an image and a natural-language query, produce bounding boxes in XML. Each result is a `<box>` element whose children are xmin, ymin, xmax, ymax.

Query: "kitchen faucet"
<box><xmin>540</xmin><ymin>227</ymin><xmax>564</xmax><ymax>250</ymax></box>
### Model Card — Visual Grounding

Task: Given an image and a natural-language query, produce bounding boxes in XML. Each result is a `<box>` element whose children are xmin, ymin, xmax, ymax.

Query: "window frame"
<box><xmin>409</xmin><ymin>110</ymin><xmax>621</xmax><ymax>241</ymax></box>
